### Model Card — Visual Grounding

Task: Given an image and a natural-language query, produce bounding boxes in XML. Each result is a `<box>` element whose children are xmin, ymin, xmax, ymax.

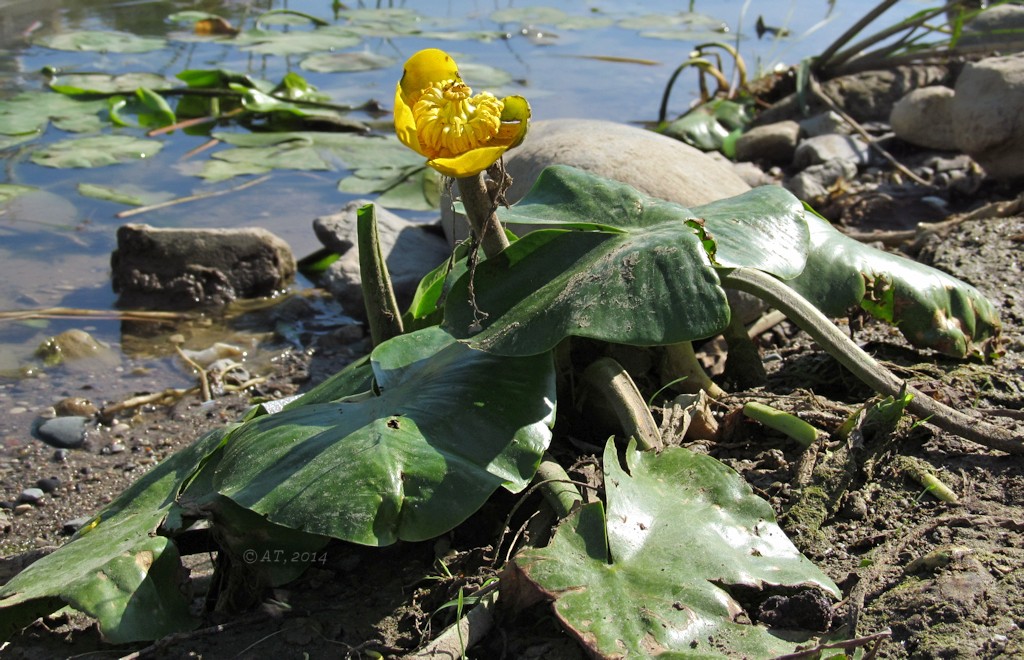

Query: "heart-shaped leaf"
<box><xmin>510</xmin><ymin>439</ymin><xmax>841</xmax><ymax>657</ymax></box>
<box><xmin>31</xmin><ymin>135</ymin><xmax>163</xmax><ymax>169</ymax></box>
<box><xmin>210</xmin><ymin>326</ymin><xmax>556</xmax><ymax>546</ymax></box>
<box><xmin>443</xmin><ymin>166</ymin><xmax>809</xmax><ymax>355</ymax></box>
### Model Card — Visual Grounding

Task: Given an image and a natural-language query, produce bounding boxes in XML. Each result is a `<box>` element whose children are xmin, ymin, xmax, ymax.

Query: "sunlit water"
<box><xmin>0</xmin><ymin>0</ymin><xmax>937</xmax><ymax>442</ymax></box>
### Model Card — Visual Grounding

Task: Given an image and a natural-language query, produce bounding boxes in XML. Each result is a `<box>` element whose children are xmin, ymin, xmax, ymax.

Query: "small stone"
<box><xmin>890</xmin><ymin>86</ymin><xmax>957</xmax><ymax>151</ymax></box>
<box><xmin>53</xmin><ymin>397</ymin><xmax>98</xmax><ymax>417</ymax></box>
<box><xmin>19</xmin><ymin>488</ymin><xmax>45</xmax><ymax>505</ymax></box>
<box><xmin>36</xmin><ymin>477</ymin><xmax>61</xmax><ymax>494</ymax></box>
<box><xmin>106</xmin><ymin>442</ymin><xmax>126</xmax><ymax>454</ymax></box>
<box><xmin>14</xmin><ymin>503</ymin><xmax>33</xmax><ymax>515</ymax></box>
<box><xmin>792</xmin><ymin>133</ymin><xmax>871</xmax><ymax>169</ymax></box>
<box><xmin>62</xmin><ymin>516</ymin><xmax>92</xmax><ymax>535</ymax></box>
<box><xmin>53</xmin><ymin>449</ymin><xmax>69</xmax><ymax>462</ymax></box>
<box><xmin>734</xmin><ymin>120</ymin><xmax>801</xmax><ymax>164</ymax></box>
<box><xmin>34</xmin><ymin>416</ymin><xmax>89</xmax><ymax>449</ymax></box>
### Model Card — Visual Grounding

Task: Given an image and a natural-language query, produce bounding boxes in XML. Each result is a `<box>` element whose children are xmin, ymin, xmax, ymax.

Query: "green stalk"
<box><xmin>721</xmin><ymin>267</ymin><xmax>1024</xmax><ymax>454</ymax></box>
<box><xmin>743</xmin><ymin>401</ymin><xmax>821</xmax><ymax>448</ymax></box>
<box><xmin>534</xmin><ymin>456</ymin><xmax>583</xmax><ymax>520</ymax></box>
<box><xmin>580</xmin><ymin>357</ymin><xmax>663</xmax><ymax>451</ymax></box>
<box><xmin>898</xmin><ymin>456</ymin><xmax>960</xmax><ymax>504</ymax></box>
<box><xmin>456</xmin><ymin>173</ymin><xmax>509</xmax><ymax>258</ymax></box>
<box><xmin>662</xmin><ymin>341</ymin><xmax>727</xmax><ymax>399</ymax></box>
<box><xmin>356</xmin><ymin>203</ymin><xmax>403</xmax><ymax>345</ymax></box>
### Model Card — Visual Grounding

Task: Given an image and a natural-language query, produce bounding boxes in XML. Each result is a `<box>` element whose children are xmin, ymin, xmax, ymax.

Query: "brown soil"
<box><xmin>2</xmin><ymin>190</ymin><xmax>1024</xmax><ymax>659</ymax></box>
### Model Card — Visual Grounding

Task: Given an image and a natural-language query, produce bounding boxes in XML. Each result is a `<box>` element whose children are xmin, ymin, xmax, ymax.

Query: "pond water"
<box><xmin>0</xmin><ymin>0</ymin><xmax>934</xmax><ymax>441</ymax></box>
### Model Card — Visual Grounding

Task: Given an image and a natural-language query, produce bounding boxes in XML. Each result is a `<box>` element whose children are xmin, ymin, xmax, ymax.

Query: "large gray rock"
<box><xmin>952</xmin><ymin>53</ymin><xmax>1024</xmax><ymax>179</ymax></box>
<box><xmin>792</xmin><ymin>133</ymin><xmax>871</xmax><ymax>169</ymax></box>
<box><xmin>734</xmin><ymin>120</ymin><xmax>801</xmax><ymax>164</ymax></box>
<box><xmin>315</xmin><ymin>201</ymin><xmax>449</xmax><ymax>320</ymax></box>
<box><xmin>890</xmin><ymin>86</ymin><xmax>958</xmax><ymax>151</ymax></box>
<box><xmin>444</xmin><ymin>119</ymin><xmax>751</xmax><ymax>241</ymax></box>
<box><xmin>755</xmin><ymin>65</ymin><xmax>950</xmax><ymax>125</ymax></box>
<box><xmin>959</xmin><ymin>5</ymin><xmax>1024</xmax><ymax>49</ymax></box>
<box><xmin>111</xmin><ymin>224</ymin><xmax>295</xmax><ymax>309</ymax></box>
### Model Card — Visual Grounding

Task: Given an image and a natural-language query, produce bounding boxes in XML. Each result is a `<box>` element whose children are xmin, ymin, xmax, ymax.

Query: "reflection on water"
<box><xmin>0</xmin><ymin>0</ymin><xmax>929</xmax><ymax>439</ymax></box>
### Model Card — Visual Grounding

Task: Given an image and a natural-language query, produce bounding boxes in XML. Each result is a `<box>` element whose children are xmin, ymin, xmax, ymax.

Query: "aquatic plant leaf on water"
<box><xmin>443</xmin><ymin>165</ymin><xmax>808</xmax><ymax>355</ymax></box>
<box><xmin>662</xmin><ymin>98</ymin><xmax>753</xmax><ymax>153</ymax></box>
<box><xmin>232</xmin><ymin>28</ymin><xmax>360</xmax><ymax>55</ymax></box>
<box><xmin>109</xmin><ymin>88</ymin><xmax>176</xmax><ymax>129</ymax></box>
<box><xmin>210</xmin><ymin>326</ymin><xmax>556</xmax><ymax>546</ymax></box>
<box><xmin>300</xmin><ymin>51</ymin><xmax>396</xmax><ymax>73</ymax></box>
<box><xmin>490</xmin><ymin>7</ymin><xmax>568</xmax><ymax>24</ymax></box>
<box><xmin>510</xmin><ymin>439</ymin><xmax>841</xmax><ymax>658</ymax></box>
<box><xmin>200</xmin><ymin>143</ymin><xmax>330</xmax><ymax>180</ymax></box>
<box><xmin>332</xmin><ymin>8</ymin><xmax>427</xmax><ymax>37</ymax></box>
<box><xmin>0</xmin><ymin>91</ymin><xmax>106</xmax><ymax>135</ymax></box>
<box><xmin>49</xmin><ymin>72</ymin><xmax>176</xmax><ymax>95</ymax></box>
<box><xmin>337</xmin><ymin>164</ymin><xmax>441</xmax><ymax>211</ymax></box>
<box><xmin>785</xmin><ymin>208</ymin><xmax>1001</xmax><ymax>359</ymax></box>
<box><xmin>32</xmin><ymin>30</ymin><xmax>166</xmax><ymax>53</ymax></box>
<box><xmin>0</xmin><ymin>184</ymin><xmax>37</xmax><ymax>204</ymax></box>
<box><xmin>76</xmin><ymin>183</ymin><xmax>166</xmax><ymax>206</ymax></box>
<box><xmin>30</xmin><ymin>135</ymin><xmax>164</xmax><ymax>169</ymax></box>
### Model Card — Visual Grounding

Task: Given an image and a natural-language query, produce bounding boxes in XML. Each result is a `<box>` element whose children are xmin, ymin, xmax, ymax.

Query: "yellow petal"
<box><xmin>429</xmin><ymin>145</ymin><xmax>511</xmax><ymax>178</ymax></box>
<box><xmin>399</xmin><ymin>48</ymin><xmax>461</xmax><ymax>103</ymax></box>
<box><xmin>394</xmin><ymin>83</ymin><xmax>425</xmax><ymax>157</ymax></box>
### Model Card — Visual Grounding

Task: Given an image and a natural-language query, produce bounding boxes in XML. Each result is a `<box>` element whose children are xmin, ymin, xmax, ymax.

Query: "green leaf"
<box><xmin>233</xmin><ymin>28</ymin><xmax>360</xmax><ymax>55</ymax></box>
<box><xmin>785</xmin><ymin>209</ymin><xmax>1001</xmax><ymax>358</ymax></box>
<box><xmin>49</xmin><ymin>72</ymin><xmax>176</xmax><ymax>95</ymax></box>
<box><xmin>212</xmin><ymin>131</ymin><xmax>422</xmax><ymax>171</ymax></box>
<box><xmin>490</xmin><ymin>7</ymin><xmax>568</xmax><ymax>24</ymax></box>
<box><xmin>0</xmin><ymin>91</ymin><xmax>106</xmax><ymax>135</ymax></box>
<box><xmin>210</xmin><ymin>326</ymin><xmax>556</xmax><ymax>546</ymax></box>
<box><xmin>338</xmin><ymin>165</ymin><xmax>441</xmax><ymax>211</ymax></box>
<box><xmin>0</xmin><ymin>184</ymin><xmax>37</xmax><ymax>204</ymax></box>
<box><xmin>444</xmin><ymin>166</ymin><xmax>809</xmax><ymax>355</ymax></box>
<box><xmin>201</xmin><ymin>141</ymin><xmax>330</xmax><ymax>180</ymax></box>
<box><xmin>512</xmin><ymin>439</ymin><xmax>840</xmax><ymax>658</ymax></box>
<box><xmin>0</xmin><ymin>427</ymin><xmax>229</xmax><ymax>643</ymax></box>
<box><xmin>458</xmin><ymin>62</ymin><xmax>514</xmax><ymax>89</ymax></box>
<box><xmin>76</xmin><ymin>183</ymin><xmax>159</xmax><ymax>206</ymax></box>
<box><xmin>30</xmin><ymin>135</ymin><xmax>164</xmax><ymax>169</ymax></box>
<box><xmin>32</xmin><ymin>30</ymin><xmax>165</xmax><ymax>53</ymax></box>
<box><xmin>300</xmin><ymin>51</ymin><xmax>396</xmax><ymax>73</ymax></box>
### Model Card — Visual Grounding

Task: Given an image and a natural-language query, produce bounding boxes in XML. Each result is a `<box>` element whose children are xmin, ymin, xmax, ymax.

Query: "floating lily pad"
<box><xmin>459</xmin><ymin>62</ymin><xmax>514</xmax><ymax>89</ymax></box>
<box><xmin>0</xmin><ymin>184</ymin><xmax>37</xmax><ymax>204</ymax></box>
<box><xmin>300</xmin><ymin>51</ymin><xmax>396</xmax><ymax>73</ymax></box>
<box><xmin>0</xmin><ymin>91</ymin><xmax>106</xmax><ymax>135</ymax></box>
<box><xmin>333</xmin><ymin>8</ymin><xmax>424</xmax><ymax>37</ymax></box>
<box><xmin>33</xmin><ymin>30</ymin><xmax>166</xmax><ymax>53</ymax></box>
<box><xmin>201</xmin><ymin>143</ymin><xmax>329</xmax><ymax>181</ymax></box>
<box><xmin>31</xmin><ymin>135</ymin><xmax>164</xmax><ymax>169</ymax></box>
<box><xmin>511</xmin><ymin>439</ymin><xmax>841</xmax><ymax>658</ymax></box>
<box><xmin>490</xmin><ymin>7</ymin><xmax>568</xmax><ymax>24</ymax></box>
<box><xmin>233</xmin><ymin>28</ymin><xmax>360</xmax><ymax>55</ymax></box>
<box><xmin>338</xmin><ymin>165</ymin><xmax>441</xmax><ymax>211</ymax></box>
<box><xmin>77</xmin><ymin>183</ymin><xmax>158</xmax><ymax>206</ymax></box>
<box><xmin>50</xmin><ymin>72</ymin><xmax>176</xmax><ymax>95</ymax></box>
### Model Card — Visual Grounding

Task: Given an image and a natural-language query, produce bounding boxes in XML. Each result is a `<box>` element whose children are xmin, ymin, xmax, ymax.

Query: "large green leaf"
<box><xmin>444</xmin><ymin>166</ymin><xmax>809</xmax><ymax>355</ymax></box>
<box><xmin>512</xmin><ymin>440</ymin><xmax>841</xmax><ymax>657</ymax></box>
<box><xmin>32</xmin><ymin>30</ymin><xmax>165</xmax><ymax>53</ymax></box>
<box><xmin>0</xmin><ymin>427</ymin><xmax>229</xmax><ymax>643</ymax></box>
<box><xmin>786</xmin><ymin>210</ymin><xmax>1001</xmax><ymax>358</ymax></box>
<box><xmin>49</xmin><ymin>72</ymin><xmax>176</xmax><ymax>95</ymax></box>
<box><xmin>232</xmin><ymin>28</ymin><xmax>360</xmax><ymax>55</ymax></box>
<box><xmin>210</xmin><ymin>326</ymin><xmax>556</xmax><ymax>546</ymax></box>
<box><xmin>30</xmin><ymin>135</ymin><xmax>164</xmax><ymax>169</ymax></box>
<box><xmin>0</xmin><ymin>91</ymin><xmax>106</xmax><ymax>135</ymax></box>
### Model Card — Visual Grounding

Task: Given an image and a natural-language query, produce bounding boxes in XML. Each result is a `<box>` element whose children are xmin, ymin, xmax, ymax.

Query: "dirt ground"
<box><xmin>2</xmin><ymin>195</ymin><xmax>1024</xmax><ymax>656</ymax></box>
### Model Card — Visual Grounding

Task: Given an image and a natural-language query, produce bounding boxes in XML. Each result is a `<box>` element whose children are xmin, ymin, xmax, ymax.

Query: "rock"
<box><xmin>35</xmin><ymin>329</ymin><xmax>115</xmax><ymax>367</ymax></box>
<box><xmin>62</xmin><ymin>516</ymin><xmax>91</xmax><ymax>535</ymax></box>
<box><xmin>890</xmin><ymin>86</ymin><xmax>957</xmax><ymax>150</ymax></box>
<box><xmin>731</xmin><ymin>161</ymin><xmax>776</xmax><ymax>188</ymax></box>
<box><xmin>734</xmin><ymin>120</ymin><xmax>801</xmax><ymax>163</ymax></box>
<box><xmin>959</xmin><ymin>5</ymin><xmax>1024</xmax><ymax>49</ymax></box>
<box><xmin>36</xmin><ymin>477</ymin><xmax>61</xmax><ymax>494</ymax></box>
<box><xmin>18</xmin><ymin>488</ymin><xmax>45</xmax><ymax>505</ymax></box>
<box><xmin>53</xmin><ymin>396</ymin><xmax>98</xmax><ymax>417</ymax></box>
<box><xmin>793</xmin><ymin>134</ymin><xmax>871</xmax><ymax>169</ymax></box>
<box><xmin>111</xmin><ymin>224</ymin><xmax>296</xmax><ymax>309</ymax></box>
<box><xmin>952</xmin><ymin>53</ymin><xmax>1024</xmax><ymax>179</ymax></box>
<box><xmin>755</xmin><ymin>65</ymin><xmax>950</xmax><ymax>125</ymax></box>
<box><xmin>314</xmin><ymin>201</ymin><xmax>450</xmax><ymax>320</ymax></box>
<box><xmin>504</xmin><ymin>119</ymin><xmax>749</xmax><ymax>205</ymax></box>
<box><xmin>798</xmin><ymin>111</ymin><xmax>848</xmax><ymax>138</ymax></box>
<box><xmin>785</xmin><ymin>159</ymin><xmax>858</xmax><ymax>203</ymax></box>
<box><xmin>34</xmin><ymin>415</ymin><xmax>89</xmax><ymax>449</ymax></box>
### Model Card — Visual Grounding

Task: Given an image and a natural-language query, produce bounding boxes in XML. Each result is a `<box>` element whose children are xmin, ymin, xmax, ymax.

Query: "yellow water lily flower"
<box><xmin>395</xmin><ymin>48</ymin><xmax>530</xmax><ymax>178</ymax></box>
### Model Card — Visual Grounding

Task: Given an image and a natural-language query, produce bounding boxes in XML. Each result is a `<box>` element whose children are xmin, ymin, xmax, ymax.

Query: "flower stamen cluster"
<box><xmin>413</xmin><ymin>80</ymin><xmax>504</xmax><ymax>160</ymax></box>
